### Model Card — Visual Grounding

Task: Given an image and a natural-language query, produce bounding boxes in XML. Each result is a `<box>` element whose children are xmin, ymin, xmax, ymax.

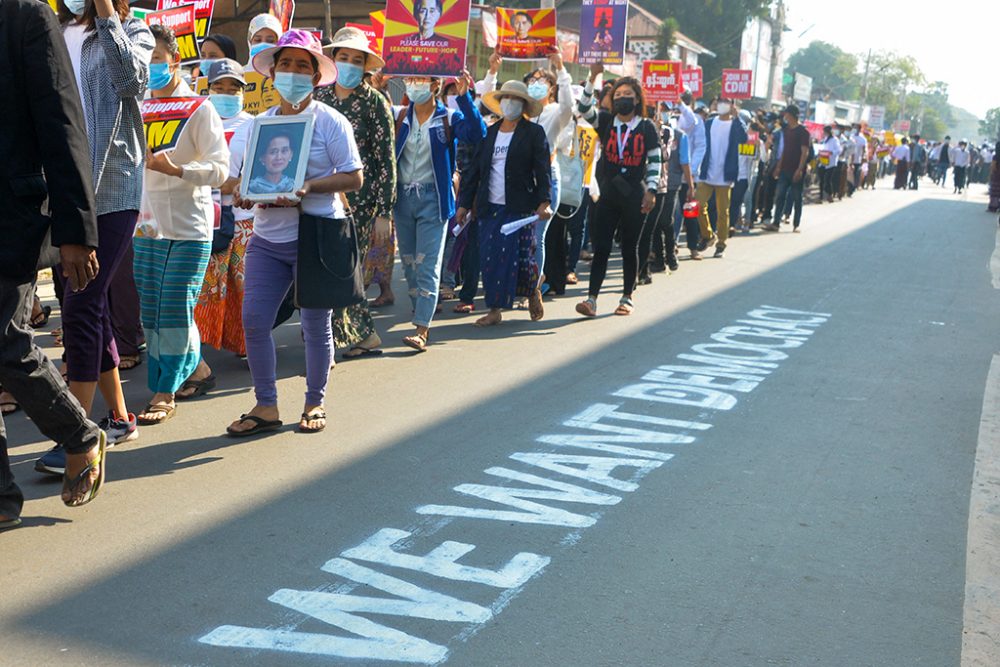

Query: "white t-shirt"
<box><xmin>891</xmin><ymin>145</ymin><xmax>910</xmax><ymax>161</ymax></box>
<box><xmin>221</xmin><ymin>112</ymin><xmax>254</xmax><ymax>220</ymax></box>
<box><xmin>63</xmin><ymin>23</ymin><xmax>90</xmax><ymax>129</ymax></box>
<box><xmin>253</xmin><ymin>101</ymin><xmax>364</xmax><ymax>244</ymax></box>
<box><xmin>705</xmin><ymin>118</ymin><xmax>732</xmax><ymax>187</ymax></box>
<box><xmin>488</xmin><ymin>130</ymin><xmax>514</xmax><ymax>205</ymax></box>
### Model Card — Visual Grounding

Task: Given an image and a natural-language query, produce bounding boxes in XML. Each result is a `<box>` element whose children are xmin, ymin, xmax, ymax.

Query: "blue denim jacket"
<box><xmin>68</xmin><ymin>15</ymin><xmax>153</xmax><ymax>216</ymax></box>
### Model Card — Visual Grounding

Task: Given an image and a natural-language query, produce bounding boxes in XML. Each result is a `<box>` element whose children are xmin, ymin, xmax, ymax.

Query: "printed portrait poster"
<box><xmin>383</xmin><ymin>0</ymin><xmax>469</xmax><ymax>76</ymax></box>
<box><xmin>578</xmin><ymin>0</ymin><xmax>627</xmax><ymax>66</ymax></box>
<box><xmin>269</xmin><ymin>0</ymin><xmax>295</xmax><ymax>34</ymax></box>
<box><xmin>145</xmin><ymin>5</ymin><xmax>199</xmax><ymax>63</ymax></box>
<box><xmin>370</xmin><ymin>10</ymin><xmax>387</xmax><ymax>55</ymax></box>
<box><xmin>195</xmin><ymin>73</ymin><xmax>280</xmax><ymax>116</ymax></box>
<box><xmin>496</xmin><ymin>7</ymin><xmax>557</xmax><ymax>60</ymax></box>
<box><xmin>721</xmin><ymin>68</ymin><xmax>753</xmax><ymax>99</ymax></box>
<box><xmin>141</xmin><ymin>97</ymin><xmax>208</xmax><ymax>154</ymax></box>
<box><xmin>681</xmin><ymin>66</ymin><xmax>702</xmax><ymax>98</ymax></box>
<box><xmin>641</xmin><ymin>60</ymin><xmax>682</xmax><ymax>103</ymax></box>
<box><xmin>157</xmin><ymin>0</ymin><xmax>215</xmax><ymax>39</ymax></box>
<box><xmin>241</xmin><ymin>116</ymin><xmax>315</xmax><ymax>203</ymax></box>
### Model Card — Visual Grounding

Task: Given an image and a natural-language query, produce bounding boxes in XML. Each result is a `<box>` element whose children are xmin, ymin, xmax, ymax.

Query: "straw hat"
<box><xmin>483</xmin><ymin>80</ymin><xmax>544</xmax><ymax>118</ymax></box>
<box><xmin>324</xmin><ymin>27</ymin><xmax>384</xmax><ymax>72</ymax></box>
<box><xmin>252</xmin><ymin>29</ymin><xmax>338</xmax><ymax>87</ymax></box>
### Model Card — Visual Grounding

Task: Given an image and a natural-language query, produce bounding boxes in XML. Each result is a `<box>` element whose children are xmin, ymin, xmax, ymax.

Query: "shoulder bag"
<box><xmin>295</xmin><ymin>194</ymin><xmax>365</xmax><ymax>309</ymax></box>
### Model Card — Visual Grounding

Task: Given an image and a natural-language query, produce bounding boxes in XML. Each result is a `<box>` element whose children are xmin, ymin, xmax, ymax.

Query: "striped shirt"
<box><xmin>577</xmin><ymin>85</ymin><xmax>662</xmax><ymax>193</ymax></box>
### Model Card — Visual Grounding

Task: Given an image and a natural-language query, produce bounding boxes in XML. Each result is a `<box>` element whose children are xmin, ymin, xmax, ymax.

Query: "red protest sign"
<box><xmin>156</xmin><ymin>0</ymin><xmax>214</xmax><ymax>39</ymax></box>
<box><xmin>145</xmin><ymin>4</ymin><xmax>199</xmax><ymax>62</ymax></box>
<box><xmin>496</xmin><ymin>7</ymin><xmax>557</xmax><ymax>60</ymax></box>
<box><xmin>140</xmin><ymin>97</ymin><xmax>208</xmax><ymax>153</ymax></box>
<box><xmin>721</xmin><ymin>69</ymin><xmax>753</xmax><ymax>99</ymax></box>
<box><xmin>681</xmin><ymin>66</ymin><xmax>702</xmax><ymax>98</ymax></box>
<box><xmin>641</xmin><ymin>60</ymin><xmax>682</xmax><ymax>103</ymax></box>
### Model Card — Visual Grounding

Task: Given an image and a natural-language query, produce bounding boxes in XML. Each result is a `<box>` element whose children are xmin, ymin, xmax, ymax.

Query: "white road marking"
<box><xmin>961</xmin><ymin>354</ymin><xmax>1000</xmax><ymax>666</ymax></box>
<box><xmin>199</xmin><ymin>305</ymin><xmax>830</xmax><ymax>663</ymax></box>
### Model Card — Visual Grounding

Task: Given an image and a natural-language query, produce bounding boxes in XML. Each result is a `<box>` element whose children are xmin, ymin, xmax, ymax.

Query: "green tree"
<box><xmin>786</xmin><ymin>41</ymin><xmax>859</xmax><ymax>100</ymax></box>
<box><xmin>657</xmin><ymin>17</ymin><xmax>679</xmax><ymax>60</ymax></box>
<box><xmin>980</xmin><ymin>108</ymin><xmax>1000</xmax><ymax>142</ymax></box>
<box><xmin>862</xmin><ymin>50</ymin><xmax>924</xmax><ymax>117</ymax></box>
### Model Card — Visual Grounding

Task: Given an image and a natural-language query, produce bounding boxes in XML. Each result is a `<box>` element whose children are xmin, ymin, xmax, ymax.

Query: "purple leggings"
<box><xmin>62</xmin><ymin>210</ymin><xmax>138</xmax><ymax>382</ymax></box>
<box><xmin>243</xmin><ymin>235</ymin><xmax>333</xmax><ymax>407</ymax></box>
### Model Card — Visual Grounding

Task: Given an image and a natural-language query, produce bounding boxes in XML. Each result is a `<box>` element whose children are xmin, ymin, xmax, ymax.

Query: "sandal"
<box><xmin>226</xmin><ymin>414</ymin><xmax>283</xmax><ymax>437</ymax></box>
<box><xmin>566</xmin><ymin>272</ymin><xmax>579</xmax><ymax>285</ymax></box>
<box><xmin>474</xmin><ymin>311</ymin><xmax>502</xmax><ymax>327</ymax></box>
<box><xmin>453</xmin><ymin>302</ymin><xmax>475</xmax><ymax>314</ymax></box>
<box><xmin>370</xmin><ymin>294</ymin><xmax>395</xmax><ymax>308</ymax></box>
<box><xmin>341</xmin><ymin>346</ymin><xmax>384</xmax><ymax>360</ymax></box>
<box><xmin>0</xmin><ymin>390</ymin><xmax>19</xmax><ymax>416</ymax></box>
<box><xmin>439</xmin><ymin>287</ymin><xmax>457</xmax><ymax>301</ymax></box>
<box><xmin>30</xmin><ymin>305</ymin><xmax>52</xmax><ymax>329</ymax></box>
<box><xmin>298</xmin><ymin>410</ymin><xmax>327</xmax><ymax>434</ymax></box>
<box><xmin>118</xmin><ymin>354</ymin><xmax>142</xmax><ymax>371</ymax></box>
<box><xmin>402</xmin><ymin>333</ymin><xmax>428</xmax><ymax>352</ymax></box>
<box><xmin>528</xmin><ymin>289</ymin><xmax>545</xmax><ymax>321</ymax></box>
<box><xmin>62</xmin><ymin>431</ymin><xmax>107</xmax><ymax>508</ymax></box>
<box><xmin>136</xmin><ymin>403</ymin><xmax>176</xmax><ymax>425</ymax></box>
<box><xmin>575</xmin><ymin>298</ymin><xmax>597</xmax><ymax>318</ymax></box>
<box><xmin>176</xmin><ymin>375</ymin><xmax>216</xmax><ymax>400</ymax></box>
<box><xmin>614</xmin><ymin>297</ymin><xmax>634</xmax><ymax>316</ymax></box>
<box><xmin>52</xmin><ymin>327</ymin><xmax>63</xmax><ymax>347</ymax></box>
<box><xmin>0</xmin><ymin>516</ymin><xmax>22</xmax><ymax>531</ymax></box>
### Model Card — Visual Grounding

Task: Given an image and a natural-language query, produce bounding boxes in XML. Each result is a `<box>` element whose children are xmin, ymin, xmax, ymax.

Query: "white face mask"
<box><xmin>500</xmin><ymin>98</ymin><xmax>524</xmax><ymax>120</ymax></box>
<box><xmin>833</xmin><ymin>129</ymin><xmax>841</xmax><ymax>137</ymax></box>
<box><xmin>445</xmin><ymin>95</ymin><xmax>460</xmax><ymax>111</ymax></box>
<box><xmin>716</xmin><ymin>102</ymin><xmax>731</xmax><ymax>116</ymax></box>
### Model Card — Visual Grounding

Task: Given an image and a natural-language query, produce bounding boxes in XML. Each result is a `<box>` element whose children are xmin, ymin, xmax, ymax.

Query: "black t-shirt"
<box><xmin>779</xmin><ymin>124</ymin><xmax>811</xmax><ymax>174</ymax></box>
<box><xmin>595</xmin><ymin>111</ymin><xmax>660</xmax><ymax>187</ymax></box>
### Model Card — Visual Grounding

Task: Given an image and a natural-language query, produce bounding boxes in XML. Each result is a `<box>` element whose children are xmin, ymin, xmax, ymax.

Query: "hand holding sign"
<box><xmin>145</xmin><ymin>147</ymin><xmax>183</xmax><ymax>178</ymax></box>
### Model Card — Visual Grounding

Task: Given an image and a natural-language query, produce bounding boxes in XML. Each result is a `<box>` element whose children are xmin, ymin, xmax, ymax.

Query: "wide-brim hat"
<box><xmin>253</xmin><ymin>29</ymin><xmax>337</xmax><ymax>87</ymax></box>
<box><xmin>483</xmin><ymin>80</ymin><xmax>543</xmax><ymax>118</ymax></box>
<box><xmin>324</xmin><ymin>26</ymin><xmax>384</xmax><ymax>72</ymax></box>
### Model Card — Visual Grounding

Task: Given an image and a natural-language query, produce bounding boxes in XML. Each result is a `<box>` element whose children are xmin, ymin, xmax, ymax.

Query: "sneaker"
<box><xmin>690</xmin><ymin>250</ymin><xmax>703</xmax><ymax>261</ymax></box>
<box><xmin>713</xmin><ymin>244</ymin><xmax>726</xmax><ymax>259</ymax></box>
<box><xmin>638</xmin><ymin>274</ymin><xmax>652</xmax><ymax>286</ymax></box>
<box><xmin>667</xmin><ymin>257</ymin><xmax>679</xmax><ymax>272</ymax></box>
<box><xmin>793</xmin><ymin>227</ymin><xmax>801</xmax><ymax>233</ymax></box>
<box><xmin>35</xmin><ymin>444</ymin><xmax>66</xmax><ymax>476</ymax></box>
<box><xmin>99</xmin><ymin>411</ymin><xmax>138</xmax><ymax>446</ymax></box>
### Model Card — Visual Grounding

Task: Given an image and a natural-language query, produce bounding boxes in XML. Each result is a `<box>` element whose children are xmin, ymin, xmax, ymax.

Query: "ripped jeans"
<box><xmin>394</xmin><ymin>183</ymin><xmax>448</xmax><ymax>328</ymax></box>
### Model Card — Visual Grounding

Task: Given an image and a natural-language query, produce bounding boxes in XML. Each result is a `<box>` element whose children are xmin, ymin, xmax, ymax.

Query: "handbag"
<box><xmin>211</xmin><ymin>204</ymin><xmax>235</xmax><ymax>254</ymax></box>
<box><xmin>295</xmin><ymin>211</ymin><xmax>365</xmax><ymax>310</ymax></box>
<box><xmin>556</xmin><ymin>121</ymin><xmax>585</xmax><ymax>211</ymax></box>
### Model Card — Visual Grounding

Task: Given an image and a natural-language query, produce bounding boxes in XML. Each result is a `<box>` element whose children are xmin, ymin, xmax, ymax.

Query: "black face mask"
<box><xmin>613</xmin><ymin>97</ymin><xmax>636</xmax><ymax>116</ymax></box>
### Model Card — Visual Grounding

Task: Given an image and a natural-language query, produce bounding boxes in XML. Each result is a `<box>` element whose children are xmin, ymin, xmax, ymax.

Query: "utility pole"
<box><xmin>860</xmin><ymin>48</ymin><xmax>872</xmax><ymax>107</ymax></box>
<box><xmin>323</xmin><ymin>0</ymin><xmax>333</xmax><ymax>40</ymax></box>
<box><xmin>766</xmin><ymin>0</ymin><xmax>785</xmax><ymax>109</ymax></box>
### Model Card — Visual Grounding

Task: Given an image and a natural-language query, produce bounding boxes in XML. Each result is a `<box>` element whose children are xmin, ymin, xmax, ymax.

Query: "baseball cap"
<box><xmin>207</xmin><ymin>58</ymin><xmax>247</xmax><ymax>86</ymax></box>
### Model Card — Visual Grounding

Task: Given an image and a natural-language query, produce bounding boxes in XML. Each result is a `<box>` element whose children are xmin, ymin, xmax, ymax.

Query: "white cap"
<box><xmin>247</xmin><ymin>14</ymin><xmax>284</xmax><ymax>43</ymax></box>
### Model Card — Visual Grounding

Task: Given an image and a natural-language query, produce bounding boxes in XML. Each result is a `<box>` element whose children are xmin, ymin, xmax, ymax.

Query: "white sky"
<box><xmin>781</xmin><ymin>0</ymin><xmax>992</xmax><ymax>118</ymax></box>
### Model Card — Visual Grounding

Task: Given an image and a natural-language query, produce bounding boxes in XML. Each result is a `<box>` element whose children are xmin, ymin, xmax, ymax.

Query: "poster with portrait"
<box><xmin>641</xmin><ymin>60</ymin><xmax>682</xmax><ymax>103</ymax></box>
<box><xmin>382</xmin><ymin>0</ymin><xmax>470</xmax><ymax>77</ymax></box>
<box><xmin>269</xmin><ymin>0</ymin><xmax>295</xmax><ymax>33</ymax></box>
<box><xmin>194</xmin><ymin>71</ymin><xmax>280</xmax><ymax>116</ymax></box>
<box><xmin>145</xmin><ymin>4</ymin><xmax>199</xmax><ymax>63</ymax></box>
<box><xmin>240</xmin><ymin>115</ymin><xmax>315</xmax><ymax>203</ymax></box>
<box><xmin>578</xmin><ymin>0</ymin><xmax>627</xmax><ymax>66</ymax></box>
<box><xmin>141</xmin><ymin>97</ymin><xmax>208</xmax><ymax>154</ymax></box>
<box><xmin>496</xmin><ymin>7</ymin><xmax>556</xmax><ymax>60</ymax></box>
<box><xmin>157</xmin><ymin>0</ymin><xmax>215</xmax><ymax>40</ymax></box>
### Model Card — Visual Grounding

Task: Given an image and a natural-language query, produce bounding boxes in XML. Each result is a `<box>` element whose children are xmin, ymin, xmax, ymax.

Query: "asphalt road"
<box><xmin>2</xmin><ymin>181</ymin><xmax>998</xmax><ymax>667</ymax></box>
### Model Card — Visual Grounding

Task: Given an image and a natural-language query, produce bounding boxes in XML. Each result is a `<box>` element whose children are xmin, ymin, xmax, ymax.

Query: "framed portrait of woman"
<box><xmin>240</xmin><ymin>114</ymin><xmax>315</xmax><ymax>203</ymax></box>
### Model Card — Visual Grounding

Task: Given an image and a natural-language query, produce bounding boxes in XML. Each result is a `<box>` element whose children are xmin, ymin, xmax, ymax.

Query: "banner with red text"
<box><xmin>141</xmin><ymin>97</ymin><xmax>207</xmax><ymax>154</ymax></box>
<box><xmin>681</xmin><ymin>66</ymin><xmax>702</xmax><ymax>98</ymax></box>
<box><xmin>721</xmin><ymin>68</ymin><xmax>753</xmax><ymax>99</ymax></box>
<box><xmin>641</xmin><ymin>60</ymin><xmax>682</xmax><ymax>103</ymax></box>
<box><xmin>145</xmin><ymin>5</ymin><xmax>199</xmax><ymax>63</ymax></box>
<box><xmin>156</xmin><ymin>0</ymin><xmax>215</xmax><ymax>39</ymax></box>
<box><xmin>383</xmin><ymin>0</ymin><xmax>470</xmax><ymax>77</ymax></box>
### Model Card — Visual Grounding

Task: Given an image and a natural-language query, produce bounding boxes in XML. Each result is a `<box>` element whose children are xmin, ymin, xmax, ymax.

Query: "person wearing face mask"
<box><xmin>390</xmin><ymin>71</ymin><xmax>486</xmax><ymax>350</ymax></box>
<box><xmin>34</xmin><ymin>0</ymin><xmax>153</xmax><ymax>475</ymax></box>
<box><xmin>575</xmin><ymin>72</ymin><xmax>663</xmax><ymax>315</ymax></box>
<box><xmin>226</xmin><ymin>30</ymin><xmax>363</xmax><ymax>436</ymax></box>
<box><xmin>764</xmin><ymin>105</ymin><xmax>810</xmax><ymax>233</ymax></box>
<box><xmin>313</xmin><ymin>27</ymin><xmax>395</xmax><ymax>360</ymax></box>
<box><xmin>834</xmin><ymin>123</ymin><xmax>850</xmax><ymax>200</ymax></box>
<box><xmin>193</xmin><ymin>33</ymin><xmax>237</xmax><ymax>80</ymax></box>
<box><xmin>131</xmin><ymin>25</ymin><xmax>229</xmax><ymax>429</ymax></box>
<box><xmin>245</xmin><ymin>13</ymin><xmax>283</xmax><ymax>70</ymax></box>
<box><xmin>455</xmin><ymin>81</ymin><xmax>552</xmax><ymax>327</ymax></box>
<box><xmin>188</xmin><ymin>59</ymin><xmax>255</xmax><ymax>396</ymax></box>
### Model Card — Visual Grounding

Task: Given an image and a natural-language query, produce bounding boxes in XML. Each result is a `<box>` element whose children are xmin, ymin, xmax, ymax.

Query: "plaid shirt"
<box><xmin>71</xmin><ymin>15</ymin><xmax>153</xmax><ymax>216</ymax></box>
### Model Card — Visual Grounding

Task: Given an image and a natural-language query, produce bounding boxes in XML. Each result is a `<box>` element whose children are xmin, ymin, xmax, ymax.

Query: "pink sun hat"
<box><xmin>252</xmin><ymin>29</ymin><xmax>338</xmax><ymax>87</ymax></box>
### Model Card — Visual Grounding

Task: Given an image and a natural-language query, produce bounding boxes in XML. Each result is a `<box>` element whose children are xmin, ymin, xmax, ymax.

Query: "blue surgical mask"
<box><xmin>249</xmin><ymin>43</ymin><xmax>271</xmax><ymax>59</ymax></box>
<box><xmin>209</xmin><ymin>93</ymin><xmax>242</xmax><ymax>119</ymax></box>
<box><xmin>65</xmin><ymin>0</ymin><xmax>87</xmax><ymax>15</ymax></box>
<box><xmin>335</xmin><ymin>61</ymin><xmax>364</xmax><ymax>90</ymax></box>
<box><xmin>273</xmin><ymin>71</ymin><xmax>315</xmax><ymax>106</ymax></box>
<box><xmin>200</xmin><ymin>59</ymin><xmax>217</xmax><ymax>77</ymax></box>
<box><xmin>148</xmin><ymin>62</ymin><xmax>173</xmax><ymax>91</ymax></box>
<box><xmin>527</xmin><ymin>81</ymin><xmax>549</xmax><ymax>101</ymax></box>
<box><xmin>406</xmin><ymin>82</ymin><xmax>432</xmax><ymax>105</ymax></box>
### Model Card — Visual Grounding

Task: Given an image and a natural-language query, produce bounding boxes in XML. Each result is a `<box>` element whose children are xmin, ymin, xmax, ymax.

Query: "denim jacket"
<box><xmin>66</xmin><ymin>15</ymin><xmax>153</xmax><ymax>216</ymax></box>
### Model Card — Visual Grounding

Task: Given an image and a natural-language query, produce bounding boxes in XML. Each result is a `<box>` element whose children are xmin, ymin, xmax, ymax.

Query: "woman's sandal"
<box><xmin>439</xmin><ymin>287</ymin><xmax>457</xmax><ymax>301</ymax></box>
<box><xmin>341</xmin><ymin>346</ymin><xmax>384</xmax><ymax>360</ymax></box>
<box><xmin>30</xmin><ymin>305</ymin><xmax>52</xmax><ymax>329</ymax></box>
<box><xmin>370</xmin><ymin>294</ymin><xmax>395</xmax><ymax>308</ymax></box>
<box><xmin>298</xmin><ymin>410</ymin><xmax>327</xmax><ymax>434</ymax></box>
<box><xmin>226</xmin><ymin>414</ymin><xmax>283</xmax><ymax>437</ymax></box>
<box><xmin>402</xmin><ymin>333</ymin><xmax>428</xmax><ymax>352</ymax></box>
<box><xmin>0</xmin><ymin>390</ymin><xmax>20</xmax><ymax>416</ymax></box>
<box><xmin>528</xmin><ymin>289</ymin><xmax>545</xmax><ymax>321</ymax></box>
<box><xmin>136</xmin><ymin>403</ymin><xmax>176</xmax><ymax>426</ymax></box>
<box><xmin>118</xmin><ymin>354</ymin><xmax>142</xmax><ymax>371</ymax></box>
<box><xmin>576</xmin><ymin>299</ymin><xmax>597</xmax><ymax>318</ymax></box>
<box><xmin>453</xmin><ymin>302</ymin><xmax>475</xmax><ymax>314</ymax></box>
<box><xmin>176</xmin><ymin>375</ymin><xmax>217</xmax><ymax>401</ymax></box>
<box><xmin>474</xmin><ymin>312</ymin><xmax>502</xmax><ymax>327</ymax></box>
<box><xmin>52</xmin><ymin>327</ymin><xmax>63</xmax><ymax>347</ymax></box>
<box><xmin>62</xmin><ymin>431</ymin><xmax>107</xmax><ymax>508</ymax></box>
<box><xmin>614</xmin><ymin>297</ymin><xmax>635</xmax><ymax>316</ymax></box>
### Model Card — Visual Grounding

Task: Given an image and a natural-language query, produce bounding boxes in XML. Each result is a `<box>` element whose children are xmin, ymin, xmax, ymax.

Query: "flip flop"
<box><xmin>176</xmin><ymin>375</ymin><xmax>217</xmax><ymax>401</ymax></box>
<box><xmin>226</xmin><ymin>414</ymin><xmax>283</xmax><ymax>437</ymax></box>
<box><xmin>62</xmin><ymin>431</ymin><xmax>107</xmax><ymax>508</ymax></box>
<box><xmin>136</xmin><ymin>403</ymin><xmax>176</xmax><ymax>426</ymax></box>
<box><xmin>528</xmin><ymin>289</ymin><xmax>545</xmax><ymax>321</ymax></box>
<box><xmin>341</xmin><ymin>346</ymin><xmax>384</xmax><ymax>360</ymax></box>
<box><xmin>298</xmin><ymin>410</ymin><xmax>327</xmax><ymax>434</ymax></box>
<box><xmin>30</xmin><ymin>305</ymin><xmax>52</xmax><ymax>329</ymax></box>
<box><xmin>118</xmin><ymin>354</ymin><xmax>142</xmax><ymax>371</ymax></box>
<box><xmin>614</xmin><ymin>298</ymin><xmax>635</xmax><ymax>316</ymax></box>
<box><xmin>453</xmin><ymin>302</ymin><xmax>475</xmax><ymax>314</ymax></box>
<box><xmin>576</xmin><ymin>299</ymin><xmax>597</xmax><ymax>318</ymax></box>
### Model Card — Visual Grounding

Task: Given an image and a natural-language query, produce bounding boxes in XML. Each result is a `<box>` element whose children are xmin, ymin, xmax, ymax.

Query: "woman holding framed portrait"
<box><xmin>226</xmin><ymin>30</ymin><xmax>363</xmax><ymax>437</ymax></box>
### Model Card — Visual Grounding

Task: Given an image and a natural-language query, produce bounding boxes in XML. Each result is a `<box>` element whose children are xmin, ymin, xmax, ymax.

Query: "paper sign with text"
<box><xmin>721</xmin><ymin>68</ymin><xmax>753</xmax><ymax>99</ymax></box>
<box><xmin>496</xmin><ymin>7</ymin><xmax>556</xmax><ymax>60</ymax></box>
<box><xmin>145</xmin><ymin>4</ymin><xmax>199</xmax><ymax>63</ymax></box>
<box><xmin>739</xmin><ymin>131</ymin><xmax>759</xmax><ymax>157</ymax></box>
<box><xmin>196</xmin><ymin>72</ymin><xmax>279</xmax><ymax>116</ymax></box>
<box><xmin>383</xmin><ymin>0</ymin><xmax>470</xmax><ymax>77</ymax></box>
<box><xmin>141</xmin><ymin>97</ymin><xmax>207</xmax><ymax>154</ymax></box>
<box><xmin>156</xmin><ymin>0</ymin><xmax>215</xmax><ymax>39</ymax></box>
<box><xmin>641</xmin><ymin>60</ymin><xmax>682</xmax><ymax>103</ymax></box>
<box><xmin>578</xmin><ymin>0</ymin><xmax>628</xmax><ymax>66</ymax></box>
<box><xmin>681</xmin><ymin>66</ymin><xmax>702</xmax><ymax>98</ymax></box>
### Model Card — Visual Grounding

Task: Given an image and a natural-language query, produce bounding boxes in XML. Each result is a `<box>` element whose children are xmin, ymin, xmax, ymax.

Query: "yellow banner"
<box><xmin>196</xmin><ymin>71</ymin><xmax>279</xmax><ymax>116</ymax></box>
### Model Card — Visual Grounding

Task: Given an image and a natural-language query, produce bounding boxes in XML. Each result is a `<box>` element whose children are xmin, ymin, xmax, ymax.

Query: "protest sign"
<box><xmin>157</xmin><ymin>0</ymin><xmax>215</xmax><ymax>40</ymax></box>
<box><xmin>681</xmin><ymin>66</ymin><xmax>702</xmax><ymax>98</ymax></box>
<box><xmin>141</xmin><ymin>97</ymin><xmax>208</xmax><ymax>154</ymax></box>
<box><xmin>145</xmin><ymin>4</ymin><xmax>199</xmax><ymax>63</ymax></box>
<box><xmin>370</xmin><ymin>11</ymin><xmax>386</xmax><ymax>55</ymax></box>
<box><xmin>803</xmin><ymin>120</ymin><xmax>825</xmax><ymax>142</ymax></box>
<box><xmin>496</xmin><ymin>7</ymin><xmax>556</xmax><ymax>60</ymax></box>
<box><xmin>739</xmin><ymin>131</ymin><xmax>759</xmax><ymax>157</ymax></box>
<box><xmin>346</xmin><ymin>22</ymin><xmax>381</xmax><ymax>55</ymax></box>
<box><xmin>641</xmin><ymin>60</ymin><xmax>682</xmax><ymax>103</ymax></box>
<box><xmin>892</xmin><ymin>119</ymin><xmax>911</xmax><ymax>133</ymax></box>
<box><xmin>868</xmin><ymin>105</ymin><xmax>886</xmax><ymax>131</ymax></box>
<box><xmin>578</xmin><ymin>0</ymin><xmax>627</xmax><ymax>66</ymax></box>
<box><xmin>383</xmin><ymin>0</ymin><xmax>470</xmax><ymax>77</ymax></box>
<box><xmin>269</xmin><ymin>0</ymin><xmax>294</xmax><ymax>33</ymax></box>
<box><xmin>194</xmin><ymin>71</ymin><xmax>279</xmax><ymax>116</ymax></box>
<box><xmin>721</xmin><ymin>68</ymin><xmax>753</xmax><ymax>99</ymax></box>
<box><xmin>817</xmin><ymin>150</ymin><xmax>831</xmax><ymax>166</ymax></box>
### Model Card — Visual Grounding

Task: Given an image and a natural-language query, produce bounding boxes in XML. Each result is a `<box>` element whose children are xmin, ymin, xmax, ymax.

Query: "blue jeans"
<box><xmin>772</xmin><ymin>172</ymin><xmax>804</xmax><ymax>227</ymax></box>
<box><xmin>534</xmin><ymin>160</ymin><xmax>560</xmax><ymax>281</ymax></box>
<box><xmin>395</xmin><ymin>184</ymin><xmax>448</xmax><ymax>328</ymax></box>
